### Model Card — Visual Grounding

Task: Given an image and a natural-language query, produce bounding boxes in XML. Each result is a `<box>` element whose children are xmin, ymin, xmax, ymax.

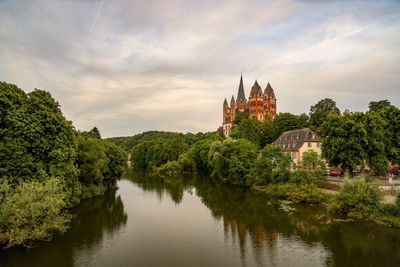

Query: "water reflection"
<box><xmin>2</xmin><ymin>170</ymin><xmax>399</xmax><ymax>267</ymax></box>
<box><xmin>126</xmin><ymin>171</ymin><xmax>400</xmax><ymax>267</ymax></box>
<box><xmin>0</xmin><ymin>190</ymin><xmax>127</xmax><ymax>267</ymax></box>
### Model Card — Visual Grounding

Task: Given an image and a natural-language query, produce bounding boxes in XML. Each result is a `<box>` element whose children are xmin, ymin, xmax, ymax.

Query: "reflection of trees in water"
<box><xmin>124</xmin><ymin>168</ymin><xmax>193</xmax><ymax>205</ymax></box>
<box><xmin>124</xmin><ymin>170</ymin><xmax>400</xmax><ymax>266</ymax></box>
<box><xmin>0</xmin><ymin>190</ymin><xmax>128</xmax><ymax>267</ymax></box>
<box><xmin>192</xmin><ymin>177</ymin><xmax>400</xmax><ymax>267</ymax></box>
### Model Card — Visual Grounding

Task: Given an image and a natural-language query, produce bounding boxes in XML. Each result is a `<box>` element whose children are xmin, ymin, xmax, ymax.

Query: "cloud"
<box><xmin>0</xmin><ymin>0</ymin><xmax>399</xmax><ymax>137</ymax></box>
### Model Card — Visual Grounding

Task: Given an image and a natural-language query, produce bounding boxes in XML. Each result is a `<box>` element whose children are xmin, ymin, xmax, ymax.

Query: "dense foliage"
<box><xmin>208</xmin><ymin>139</ymin><xmax>258</xmax><ymax>185</ymax></box>
<box><xmin>327</xmin><ymin>176</ymin><xmax>382</xmax><ymax>218</ymax></box>
<box><xmin>0</xmin><ymin>178</ymin><xmax>70</xmax><ymax>248</ymax></box>
<box><xmin>320</xmin><ymin>105</ymin><xmax>400</xmax><ymax>174</ymax></box>
<box><xmin>0</xmin><ymin>82</ymin><xmax>127</xmax><ymax>248</ymax></box>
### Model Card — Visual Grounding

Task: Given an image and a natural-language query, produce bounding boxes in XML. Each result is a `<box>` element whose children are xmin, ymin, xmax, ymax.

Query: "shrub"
<box><xmin>396</xmin><ymin>191</ymin><xmax>400</xmax><ymax>206</ymax></box>
<box><xmin>327</xmin><ymin>176</ymin><xmax>382</xmax><ymax>218</ymax></box>
<box><xmin>0</xmin><ymin>178</ymin><xmax>71</xmax><ymax>248</ymax></box>
<box><xmin>294</xmin><ymin>151</ymin><xmax>327</xmax><ymax>184</ymax></box>
<box><xmin>259</xmin><ymin>183</ymin><xmax>326</xmax><ymax>204</ymax></box>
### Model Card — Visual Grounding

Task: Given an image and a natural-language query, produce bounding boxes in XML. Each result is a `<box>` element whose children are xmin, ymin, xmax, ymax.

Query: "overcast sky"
<box><xmin>1</xmin><ymin>0</ymin><xmax>399</xmax><ymax>137</ymax></box>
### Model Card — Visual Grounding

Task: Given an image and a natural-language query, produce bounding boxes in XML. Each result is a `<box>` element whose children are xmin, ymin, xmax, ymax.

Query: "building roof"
<box><xmin>272</xmin><ymin>128</ymin><xmax>321</xmax><ymax>151</ymax></box>
<box><xmin>237</xmin><ymin>75</ymin><xmax>246</xmax><ymax>101</ymax></box>
<box><xmin>264</xmin><ymin>82</ymin><xmax>274</xmax><ymax>96</ymax></box>
<box><xmin>250</xmin><ymin>80</ymin><xmax>262</xmax><ymax>96</ymax></box>
<box><xmin>223</xmin><ymin>98</ymin><xmax>228</xmax><ymax>107</ymax></box>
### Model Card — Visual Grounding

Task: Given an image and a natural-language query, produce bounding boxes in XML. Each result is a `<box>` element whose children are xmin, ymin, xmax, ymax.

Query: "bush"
<box><xmin>396</xmin><ymin>191</ymin><xmax>400</xmax><ymax>206</ymax></box>
<box><xmin>208</xmin><ymin>139</ymin><xmax>258</xmax><ymax>185</ymax></box>
<box><xmin>327</xmin><ymin>176</ymin><xmax>382</xmax><ymax>218</ymax></box>
<box><xmin>247</xmin><ymin>145</ymin><xmax>291</xmax><ymax>186</ymax></box>
<box><xmin>258</xmin><ymin>183</ymin><xmax>326</xmax><ymax>204</ymax></box>
<box><xmin>294</xmin><ymin>151</ymin><xmax>327</xmax><ymax>184</ymax></box>
<box><xmin>0</xmin><ymin>178</ymin><xmax>71</xmax><ymax>248</ymax></box>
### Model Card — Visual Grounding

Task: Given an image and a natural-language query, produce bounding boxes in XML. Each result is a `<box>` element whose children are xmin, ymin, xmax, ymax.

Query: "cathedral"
<box><xmin>222</xmin><ymin>75</ymin><xmax>277</xmax><ymax>136</ymax></box>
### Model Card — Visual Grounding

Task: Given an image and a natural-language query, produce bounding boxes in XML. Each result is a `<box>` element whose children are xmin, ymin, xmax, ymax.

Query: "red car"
<box><xmin>389</xmin><ymin>165</ymin><xmax>399</xmax><ymax>175</ymax></box>
<box><xmin>329</xmin><ymin>169</ymin><xmax>343</xmax><ymax>177</ymax></box>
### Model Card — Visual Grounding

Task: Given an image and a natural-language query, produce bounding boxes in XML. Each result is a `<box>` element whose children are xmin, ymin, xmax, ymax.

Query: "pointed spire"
<box><xmin>264</xmin><ymin>82</ymin><xmax>274</xmax><ymax>96</ymax></box>
<box><xmin>237</xmin><ymin>75</ymin><xmax>246</xmax><ymax>101</ymax></box>
<box><xmin>223</xmin><ymin>98</ymin><xmax>228</xmax><ymax>107</ymax></box>
<box><xmin>250</xmin><ymin>79</ymin><xmax>261</xmax><ymax>96</ymax></box>
<box><xmin>231</xmin><ymin>95</ymin><xmax>235</xmax><ymax>104</ymax></box>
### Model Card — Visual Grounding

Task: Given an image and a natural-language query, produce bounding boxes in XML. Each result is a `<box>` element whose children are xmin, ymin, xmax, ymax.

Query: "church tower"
<box><xmin>222</xmin><ymin>75</ymin><xmax>278</xmax><ymax>136</ymax></box>
<box><xmin>264</xmin><ymin>82</ymin><xmax>277</xmax><ymax>119</ymax></box>
<box><xmin>236</xmin><ymin>75</ymin><xmax>247</xmax><ymax>112</ymax></box>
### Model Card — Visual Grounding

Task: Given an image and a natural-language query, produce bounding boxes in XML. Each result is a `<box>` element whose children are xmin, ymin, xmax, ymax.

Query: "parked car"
<box><xmin>389</xmin><ymin>165</ymin><xmax>399</xmax><ymax>175</ymax></box>
<box><xmin>329</xmin><ymin>168</ymin><xmax>343</xmax><ymax>177</ymax></box>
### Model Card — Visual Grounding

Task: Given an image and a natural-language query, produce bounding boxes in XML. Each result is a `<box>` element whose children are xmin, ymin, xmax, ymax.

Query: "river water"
<box><xmin>1</xmin><ymin>169</ymin><xmax>400</xmax><ymax>267</ymax></box>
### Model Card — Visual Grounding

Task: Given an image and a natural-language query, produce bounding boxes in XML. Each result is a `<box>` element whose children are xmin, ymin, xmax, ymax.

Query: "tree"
<box><xmin>309</xmin><ymin>98</ymin><xmax>340</xmax><ymax>133</ymax></box>
<box><xmin>247</xmin><ymin>145</ymin><xmax>291</xmax><ymax>186</ymax></box>
<box><xmin>274</xmin><ymin>112</ymin><xmax>308</xmax><ymax>138</ymax></box>
<box><xmin>361</xmin><ymin>112</ymin><xmax>389</xmax><ymax>175</ymax></box>
<box><xmin>320</xmin><ymin>113</ymin><xmax>367</xmax><ymax>173</ymax></box>
<box><xmin>379</xmin><ymin>106</ymin><xmax>400</xmax><ymax>164</ymax></box>
<box><xmin>369</xmin><ymin>100</ymin><xmax>391</xmax><ymax>112</ymax></box>
<box><xmin>208</xmin><ymin>139</ymin><xmax>258</xmax><ymax>185</ymax></box>
<box><xmin>230</xmin><ymin>117</ymin><xmax>262</xmax><ymax>146</ymax></box>
<box><xmin>292</xmin><ymin>151</ymin><xmax>326</xmax><ymax>184</ymax></box>
<box><xmin>89</xmin><ymin>126</ymin><xmax>102</xmax><ymax>139</ymax></box>
<box><xmin>0</xmin><ymin>178</ymin><xmax>71</xmax><ymax>248</ymax></box>
<box><xmin>76</xmin><ymin>135</ymin><xmax>108</xmax><ymax>198</ymax></box>
<box><xmin>328</xmin><ymin>176</ymin><xmax>382</xmax><ymax>218</ymax></box>
<box><xmin>103</xmin><ymin>141</ymin><xmax>127</xmax><ymax>190</ymax></box>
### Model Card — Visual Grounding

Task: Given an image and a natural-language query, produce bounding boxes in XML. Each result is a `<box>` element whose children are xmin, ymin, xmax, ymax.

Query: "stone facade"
<box><xmin>222</xmin><ymin>75</ymin><xmax>277</xmax><ymax>136</ymax></box>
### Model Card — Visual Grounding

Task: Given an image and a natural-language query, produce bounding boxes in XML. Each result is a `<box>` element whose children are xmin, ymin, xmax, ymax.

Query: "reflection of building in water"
<box><xmin>223</xmin><ymin>219</ymin><xmax>278</xmax><ymax>264</ymax></box>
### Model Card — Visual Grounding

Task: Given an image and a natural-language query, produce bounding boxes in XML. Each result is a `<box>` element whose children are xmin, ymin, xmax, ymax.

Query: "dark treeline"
<box><xmin>0</xmin><ymin>82</ymin><xmax>127</xmax><ymax>248</ymax></box>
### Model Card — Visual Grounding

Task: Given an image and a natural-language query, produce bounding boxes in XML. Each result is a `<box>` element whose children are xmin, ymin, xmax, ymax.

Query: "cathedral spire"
<box><xmin>223</xmin><ymin>98</ymin><xmax>228</xmax><ymax>107</ymax></box>
<box><xmin>237</xmin><ymin>75</ymin><xmax>246</xmax><ymax>101</ymax></box>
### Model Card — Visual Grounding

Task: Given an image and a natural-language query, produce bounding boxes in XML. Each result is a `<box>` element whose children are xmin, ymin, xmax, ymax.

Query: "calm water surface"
<box><xmin>1</xmin><ymin>169</ymin><xmax>400</xmax><ymax>267</ymax></box>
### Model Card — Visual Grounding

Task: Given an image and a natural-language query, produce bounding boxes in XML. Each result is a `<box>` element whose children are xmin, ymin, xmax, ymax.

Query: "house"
<box><xmin>222</xmin><ymin>75</ymin><xmax>277</xmax><ymax>136</ymax></box>
<box><xmin>272</xmin><ymin>128</ymin><xmax>322</xmax><ymax>165</ymax></box>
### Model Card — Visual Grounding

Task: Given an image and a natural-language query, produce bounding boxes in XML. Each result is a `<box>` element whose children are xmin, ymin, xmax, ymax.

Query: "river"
<box><xmin>1</xmin><ymin>169</ymin><xmax>400</xmax><ymax>267</ymax></box>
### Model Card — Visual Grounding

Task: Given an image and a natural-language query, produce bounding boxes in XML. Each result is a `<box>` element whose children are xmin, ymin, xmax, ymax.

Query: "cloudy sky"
<box><xmin>1</xmin><ymin>0</ymin><xmax>399</xmax><ymax>137</ymax></box>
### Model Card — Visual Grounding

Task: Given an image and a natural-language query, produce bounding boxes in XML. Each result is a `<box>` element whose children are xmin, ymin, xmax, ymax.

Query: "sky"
<box><xmin>0</xmin><ymin>0</ymin><xmax>399</xmax><ymax>138</ymax></box>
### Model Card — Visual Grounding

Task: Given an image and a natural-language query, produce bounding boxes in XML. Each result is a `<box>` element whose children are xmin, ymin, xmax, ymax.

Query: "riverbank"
<box><xmin>252</xmin><ymin>181</ymin><xmax>400</xmax><ymax>228</ymax></box>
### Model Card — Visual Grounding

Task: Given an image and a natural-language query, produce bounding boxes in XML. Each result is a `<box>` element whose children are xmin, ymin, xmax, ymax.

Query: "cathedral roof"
<box><xmin>250</xmin><ymin>80</ymin><xmax>262</xmax><ymax>96</ymax></box>
<box><xmin>264</xmin><ymin>82</ymin><xmax>274</xmax><ymax>96</ymax></box>
<box><xmin>230</xmin><ymin>95</ymin><xmax>235</xmax><ymax>104</ymax></box>
<box><xmin>237</xmin><ymin>75</ymin><xmax>246</xmax><ymax>101</ymax></box>
<box><xmin>223</xmin><ymin>98</ymin><xmax>228</xmax><ymax>107</ymax></box>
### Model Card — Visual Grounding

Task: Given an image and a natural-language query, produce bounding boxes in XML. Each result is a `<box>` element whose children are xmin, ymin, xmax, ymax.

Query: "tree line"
<box><xmin>123</xmin><ymin>98</ymin><xmax>400</xmax><ymax>226</ymax></box>
<box><xmin>0</xmin><ymin>82</ymin><xmax>127</xmax><ymax>248</ymax></box>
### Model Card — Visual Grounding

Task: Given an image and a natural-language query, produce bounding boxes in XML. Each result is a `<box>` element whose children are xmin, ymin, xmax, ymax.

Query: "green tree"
<box><xmin>362</xmin><ymin>112</ymin><xmax>389</xmax><ymax>175</ymax></box>
<box><xmin>369</xmin><ymin>100</ymin><xmax>391</xmax><ymax>112</ymax></box>
<box><xmin>320</xmin><ymin>113</ymin><xmax>367</xmax><ymax>173</ymax></box>
<box><xmin>89</xmin><ymin>126</ymin><xmax>102</xmax><ymax>139</ymax></box>
<box><xmin>328</xmin><ymin>176</ymin><xmax>382</xmax><ymax>218</ymax></box>
<box><xmin>378</xmin><ymin>106</ymin><xmax>400</xmax><ymax>164</ymax></box>
<box><xmin>309</xmin><ymin>98</ymin><xmax>340</xmax><ymax>133</ymax></box>
<box><xmin>274</xmin><ymin>112</ymin><xmax>308</xmax><ymax>137</ymax></box>
<box><xmin>208</xmin><ymin>139</ymin><xmax>258</xmax><ymax>185</ymax></box>
<box><xmin>102</xmin><ymin>141</ymin><xmax>127</xmax><ymax>190</ymax></box>
<box><xmin>0</xmin><ymin>178</ymin><xmax>71</xmax><ymax>248</ymax></box>
<box><xmin>247</xmin><ymin>145</ymin><xmax>291</xmax><ymax>186</ymax></box>
<box><xmin>230</xmin><ymin>117</ymin><xmax>262</xmax><ymax>146</ymax></box>
<box><xmin>292</xmin><ymin>151</ymin><xmax>326</xmax><ymax>184</ymax></box>
<box><xmin>76</xmin><ymin>135</ymin><xmax>108</xmax><ymax>198</ymax></box>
